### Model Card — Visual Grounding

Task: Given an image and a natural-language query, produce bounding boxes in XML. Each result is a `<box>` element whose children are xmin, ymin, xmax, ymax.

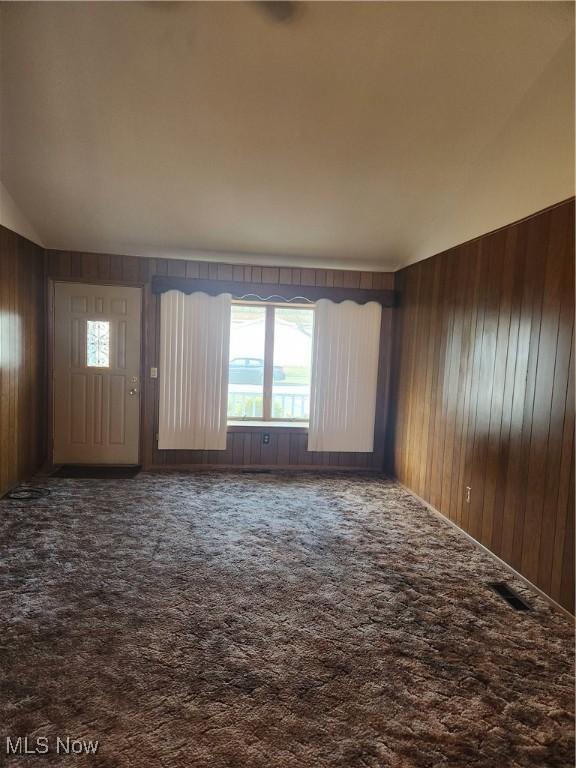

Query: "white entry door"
<box><xmin>53</xmin><ymin>282</ymin><xmax>142</xmax><ymax>464</ymax></box>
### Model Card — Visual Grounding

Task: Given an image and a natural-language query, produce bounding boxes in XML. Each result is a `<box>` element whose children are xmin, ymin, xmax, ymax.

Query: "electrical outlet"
<box><xmin>465</xmin><ymin>486</ymin><xmax>471</xmax><ymax>503</ymax></box>
<box><xmin>262</xmin><ymin>433</ymin><xmax>270</xmax><ymax>445</ymax></box>
<box><xmin>150</xmin><ymin>367</ymin><xmax>158</xmax><ymax>379</ymax></box>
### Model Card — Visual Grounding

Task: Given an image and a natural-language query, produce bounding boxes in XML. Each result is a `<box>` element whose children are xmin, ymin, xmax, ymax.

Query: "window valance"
<box><xmin>151</xmin><ymin>275</ymin><xmax>395</xmax><ymax>307</ymax></box>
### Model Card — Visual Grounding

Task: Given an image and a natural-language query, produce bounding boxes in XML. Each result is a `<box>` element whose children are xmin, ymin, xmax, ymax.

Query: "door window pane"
<box><xmin>228</xmin><ymin>306</ymin><xmax>266</xmax><ymax>418</ymax></box>
<box><xmin>272</xmin><ymin>307</ymin><xmax>313</xmax><ymax>420</ymax></box>
<box><xmin>87</xmin><ymin>320</ymin><xmax>110</xmax><ymax>367</ymax></box>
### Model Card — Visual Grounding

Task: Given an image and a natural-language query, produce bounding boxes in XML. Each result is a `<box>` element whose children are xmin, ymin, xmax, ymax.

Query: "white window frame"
<box><xmin>227</xmin><ymin>300</ymin><xmax>314</xmax><ymax>425</ymax></box>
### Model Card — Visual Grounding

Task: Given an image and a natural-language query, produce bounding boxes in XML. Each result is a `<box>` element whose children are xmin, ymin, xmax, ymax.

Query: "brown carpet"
<box><xmin>0</xmin><ymin>472</ymin><xmax>573</xmax><ymax>767</ymax></box>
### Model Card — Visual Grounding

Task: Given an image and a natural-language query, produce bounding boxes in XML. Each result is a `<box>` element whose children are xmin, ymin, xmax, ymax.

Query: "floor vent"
<box><xmin>241</xmin><ymin>469</ymin><xmax>272</xmax><ymax>474</ymax></box>
<box><xmin>488</xmin><ymin>581</ymin><xmax>531</xmax><ymax>611</ymax></box>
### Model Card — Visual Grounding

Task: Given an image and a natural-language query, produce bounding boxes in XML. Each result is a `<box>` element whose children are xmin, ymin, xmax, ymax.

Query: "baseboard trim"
<box><xmin>147</xmin><ymin>464</ymin><xmax>382</xmax><ymax>473</ymax></box>
<box><xmin>397</xmin><ymin>482</ymin><xmax>574</xmax><ymax>621</ymax></box>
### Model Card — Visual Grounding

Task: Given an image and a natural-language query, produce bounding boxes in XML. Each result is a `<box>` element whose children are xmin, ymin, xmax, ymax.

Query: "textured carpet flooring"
<box><xmin>0</xmin><ymin>472</ymin><xmax>573</xmax><ymax>767</ymax></box>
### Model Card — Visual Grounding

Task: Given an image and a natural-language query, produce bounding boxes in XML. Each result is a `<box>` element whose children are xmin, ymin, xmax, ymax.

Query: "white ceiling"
<box><xmin>0</xmin><ymin>1</ymin><xmax>573</xmax><ymax>270</ymax></box>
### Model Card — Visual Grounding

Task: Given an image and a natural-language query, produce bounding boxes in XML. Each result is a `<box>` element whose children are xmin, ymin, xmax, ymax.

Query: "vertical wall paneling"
<box><xmin>0</xmin><ymin>226</ymin><xmax>46</xmax><ymax>495</ymax></box>
<box><xmin>389</xmin><ymin>199</ymin><xmax>575</xmax><ymax>612</ymax></box>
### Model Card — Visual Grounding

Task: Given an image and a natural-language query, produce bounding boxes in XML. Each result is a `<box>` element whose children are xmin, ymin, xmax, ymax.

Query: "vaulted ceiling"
<box><xmin>1</xmin><ymin>1</ymin><xmax>573</xmax><ymax>270</ymax></box>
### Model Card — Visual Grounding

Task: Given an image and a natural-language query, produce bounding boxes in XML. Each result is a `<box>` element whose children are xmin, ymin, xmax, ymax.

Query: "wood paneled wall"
<box><xmin>0</xmin><ymin>226</ymin><xmax>46</xmax><ymax>495</ymax></box>
<box><xmin>46</xmin><ymin>250</ymin><xmax>394</xmax><ymax>471</ymax></box>
<box><xmin>389</xmin><ymin>199</ymin><xmax>575</xmax><ymax>611</ymax></box>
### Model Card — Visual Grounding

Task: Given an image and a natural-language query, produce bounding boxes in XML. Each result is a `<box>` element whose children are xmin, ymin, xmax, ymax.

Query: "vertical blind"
<box><xmin>308</xmin><ymin>299</ymin><xmax>381</xmax><ymax>452</ymax></box>
<box><xmin>158</xmin><ymin>291</ymin><xmax>231</xmax><ymax>450</ymax></box>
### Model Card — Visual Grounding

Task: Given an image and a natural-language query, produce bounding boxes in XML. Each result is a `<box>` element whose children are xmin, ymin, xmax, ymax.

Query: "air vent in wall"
<box><xmin>488</xmin><ymin>582</ymin><xmax>532</xmax><ymax>611</ymax></box>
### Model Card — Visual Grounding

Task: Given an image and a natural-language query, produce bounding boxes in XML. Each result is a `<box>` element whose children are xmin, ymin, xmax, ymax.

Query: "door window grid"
<box><xmin>86</xmin><ymin>320</ymin><xmax>110</xmax><ymax>367</ymax></box>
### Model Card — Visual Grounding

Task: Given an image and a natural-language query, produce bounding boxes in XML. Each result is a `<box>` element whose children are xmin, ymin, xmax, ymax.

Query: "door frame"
<box><xmin>47</xmin><ymin>277</ymin><xmax>147</xmax><ymax>468</ymax></box>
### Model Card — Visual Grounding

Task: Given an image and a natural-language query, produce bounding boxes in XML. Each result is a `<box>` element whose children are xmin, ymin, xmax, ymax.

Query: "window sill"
<box><xmin>228</xmin><ymin>421</ymin><xmax>309</xmax><ymax>432</ymax></box>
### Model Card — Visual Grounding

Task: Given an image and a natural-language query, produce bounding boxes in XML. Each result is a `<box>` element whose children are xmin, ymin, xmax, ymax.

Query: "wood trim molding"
<box><xmin>151</xmin><ymin>275</ymin><xmax>396</xmax><ymax>306</ymax></box>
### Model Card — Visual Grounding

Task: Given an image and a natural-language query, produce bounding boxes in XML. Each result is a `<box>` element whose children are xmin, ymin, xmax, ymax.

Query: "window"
<box><xmin>228</xmin><ymin>306</ymin><xmax>266</xmax><ymax>418</ymax></box>
<box><xmin>228</xmin><ymin>303</ymin><xmax>314</xmax><ymax>423</ymax></box>
<box><xmin>86</xmin><ymin>320</ymin><xmax>110</xmax><ymax>367</ymax></box>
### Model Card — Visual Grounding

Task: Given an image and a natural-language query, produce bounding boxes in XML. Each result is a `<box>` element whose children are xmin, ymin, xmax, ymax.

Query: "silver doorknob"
<box><xmin>129</xmin><ymin>388</ymin><xmax>138</xmax><ymax>396</ymax></box>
